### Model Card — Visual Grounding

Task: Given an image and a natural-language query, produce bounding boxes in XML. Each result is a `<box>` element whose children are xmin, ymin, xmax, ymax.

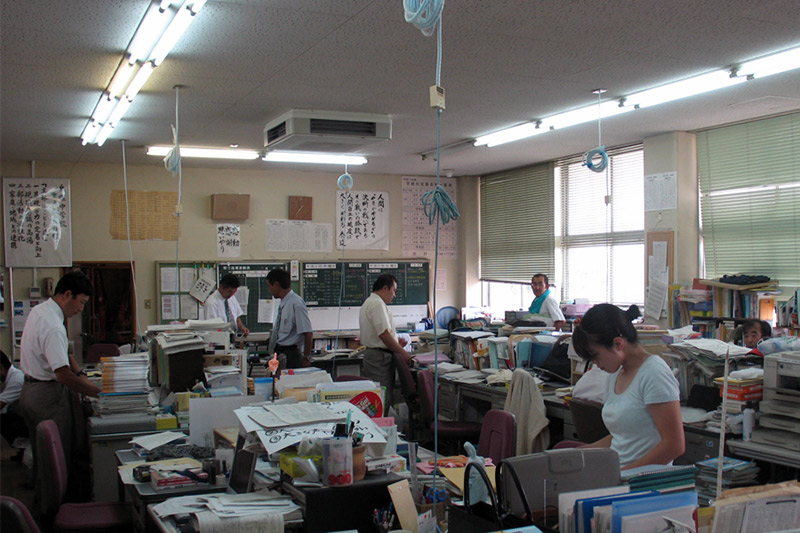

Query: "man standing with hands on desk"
<box><xmin>359</xmin><ymin>274</ymin><xmax>414</xmax><ymax>416</ymax></box>
<box><xmin>529</xmin><ymin>273</ymin><xmax>566</xmax><ymax>330</ymax></box>
<box><xmin>202</xmin><ymin>273</ymin><xmax>250</xmax><ymax>336</ymax></box>
<box><xmin>266</xmin><ymin>268</ymin><xmax>313</xmax><ymax>369</ymax></box>
<box><xmin>19</xmin><ymin>270</ymin><xmax>101</xmax><ymax>506</ymax></box>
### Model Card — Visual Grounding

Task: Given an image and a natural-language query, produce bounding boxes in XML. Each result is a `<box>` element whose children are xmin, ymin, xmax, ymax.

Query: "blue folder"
<box><xmin>610</xmin><ymin>491</ymin><xmax>698</xmax><ymax>532</ymax></box>
<box><xmin>575</xmin><ymin>491</ymin><xmax>658</xmax><ymax>533</ymax></box>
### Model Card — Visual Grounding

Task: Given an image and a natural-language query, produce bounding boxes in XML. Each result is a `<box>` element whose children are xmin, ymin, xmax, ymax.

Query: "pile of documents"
<box><xmin>100</xmin><ymin>352</ymin><xmax>149</xmax><ymax>392</ymax></box>
<box><xmin>92</xmin><ymin>390</ymin><xmax>156</xmax><ymax>417</ymax></box>
<box><xmin>621</xmin><ymin>464</ymin><xmax>697</xmax><ymax>493</ymax></box>
<box><xmin>695</xmin><ymin>456</ymin><xmax>759</xmax><ymax>504</ymax></box>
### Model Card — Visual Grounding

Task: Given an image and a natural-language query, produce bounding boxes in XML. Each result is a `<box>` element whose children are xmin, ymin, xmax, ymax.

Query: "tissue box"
<box><xmin>155</xmin><ymin>413</ymin><xmax>178</xmax><ymax>430</ymax></box>
<box><xmin>365</xmin><ymin>454</ymin><xmax>406</xmax><ymax>473</ymax></box>
<box><xmin>174</xmin><ymin>392</ymin><xmax>202</xmax><ymax>412</ymax></box>
<box><xmin>279</xmin><ymin>450</ymin><xmax>322</xmax><ymax>478</ymax></box>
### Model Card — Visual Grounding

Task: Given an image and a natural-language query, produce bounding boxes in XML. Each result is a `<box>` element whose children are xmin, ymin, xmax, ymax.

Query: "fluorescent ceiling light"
<box><xmin>128</xmin><ymin>3</ymin><xmax>172</xmax><ymax>63</ymax></box>
<box><xmin>189</xmin><ymin>0</ymin><xmax>207</xmax><ymax>15</ymax></box>
<box><xmin>262</xmin><ymin>151</ymin><xmax>368</xmax><ymax>165</ymax></box>
<box><xmin>107</xmin><ymin>97</ymin><xmax>132</xmax><ymax>126</ymax></box>
<box><xmin>95</xmin><ymin>123</ymin><xmax>115</xmax><ymax>147</ymax></box>
<box><xmin>108</xmin><ymin>62</ymin><xmax>137</xmax><ymax>98</ymax></box>
<box><xmin>545</xmin><ymin>100</ymin><xmax>633</xmax><ymax>130</ymax></box>
<box><xmin>475</xmin><ymin>123</ymin><xmax>543</xmax><ymax>147</ymax></box>
<box><xmin>80</xmin><ymin>121</ymin><xmax>101</xmax><ymax>145</ymax></box>
<box><xmin>90</xmin><ymin>95</ymin><xmax>117</xmax><ymax>124</ymax></box>
<box><xmin>625</xmin><ymin>70</ymin><xmax>745</xmax><ymax>109</ymax></box>
<box><xmin>146</xmin><ymin>146</ymin><xmax>260</xmax><ymax>160</ymax></box>
<box><xmin>124</xmin><ymin>62</ymin><xmax>154</xmax><ymax>100</ymax></box>
<box><xmin>738</xmin><ymin>46</ymin><xmax>800</xmax><ymax>79</ymax></box>
<box><xmin>150</xmin><ymin>5</ymin><xmax>194</xmax><ymax>66</ymax></box>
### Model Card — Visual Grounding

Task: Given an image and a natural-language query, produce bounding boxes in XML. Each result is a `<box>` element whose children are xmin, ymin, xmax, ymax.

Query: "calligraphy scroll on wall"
<box><xmin>335</xmin><ymin>190</ymin><xmax>389</xmax><ymax>250</ymax></box>
<box><xmin>3</xmin><ymin>177</ymin><xmax>73</xmax><ymax>267</ymax></box>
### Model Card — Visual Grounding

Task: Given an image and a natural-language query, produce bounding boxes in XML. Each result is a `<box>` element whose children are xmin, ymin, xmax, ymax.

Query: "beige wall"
<box><xmin>0</xmin><ymin>160</ymin><xmax>469</xmax><ymax>356</ymax></box>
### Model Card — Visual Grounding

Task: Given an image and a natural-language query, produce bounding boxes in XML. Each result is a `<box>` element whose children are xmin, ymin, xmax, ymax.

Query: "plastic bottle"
<box><xmin>464</xmin><ymin>442</ymin><xmax>488</xmax><ymax>505</ymax></box>
<box><xmin>742</xmin><ymin>402</ymin><xmax>755</xmax><ymax>442</ymax></box>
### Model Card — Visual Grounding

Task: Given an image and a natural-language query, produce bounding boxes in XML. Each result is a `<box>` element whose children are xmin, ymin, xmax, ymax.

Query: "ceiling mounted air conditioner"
<box><xmin>263</xmin><ymin>109</ymin><xmax>392</xmax><ymax>153</ymax></box>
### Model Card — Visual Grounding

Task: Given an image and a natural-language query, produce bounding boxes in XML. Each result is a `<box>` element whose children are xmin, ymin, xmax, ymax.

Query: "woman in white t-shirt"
<box><xmin>572</xmin><ymin>304</ymin><xmax>684</xmax><ymax>469</ymax></box>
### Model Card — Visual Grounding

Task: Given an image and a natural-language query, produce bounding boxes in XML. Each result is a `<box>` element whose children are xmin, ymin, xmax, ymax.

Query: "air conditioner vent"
<box><xmin>264</xmin><ymin>109</ymin><xmax>391</xmax><ymax>153</ymax></box>
<box><xmin>309</xmin><ymin>118</ymin><xmax>377</xmax><ymax>137</ymax></box>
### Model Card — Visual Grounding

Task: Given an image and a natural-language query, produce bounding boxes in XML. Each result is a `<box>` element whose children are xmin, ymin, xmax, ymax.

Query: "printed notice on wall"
<box><xmin>3</xmin><ymin>177</ymin><xmax>72</xmax><ymax>267</ymax></box>
<box><xmin>336</xmin><ymin>191</ymin><xmax>389</xmax><ymax>250</ymax></box>
<box><xmin>110</xmin><ymin>190</ymin><xmax>179</xmax><ymax>240</ymax></box>
<box><xmin>401</xmin><ymin>176</ymin><xmax>457</xmax><ymax>259</ymax></box>
<box><xmin>216</xmin><ymin>224</ymin><xmax>241</xmax><ymax>258</ymax></box>
<box><xmin>644</xmin><ymin>172</ymin><xmax>678</xmax><ymax>211</ymax></box>
<box><xmin>265</xmin><ymin>219</ymin><xmax>332</xmax><ymax>252</ymax></box>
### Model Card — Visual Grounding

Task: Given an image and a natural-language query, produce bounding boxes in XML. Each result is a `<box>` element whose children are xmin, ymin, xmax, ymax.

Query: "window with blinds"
<box><xmin>479</xmin><ymin>162</ymin><xmax>554</xmax><ymax>284</ymax></box>
<box><xmin>555</xmin><ymin>145</ymin><xmax>644</xmax><ymax>305</ymax></box>
<box><xmin>697</xmin><ymin>112</ymin><xmax>800</xmax><ymax>286</ymax></box>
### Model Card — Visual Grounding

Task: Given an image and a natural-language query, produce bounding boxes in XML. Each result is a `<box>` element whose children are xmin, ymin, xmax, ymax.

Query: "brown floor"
<box><xmin>0</xmin><ymin>435</ymin><xmax>36</xmax><ymax>523</ymax></box>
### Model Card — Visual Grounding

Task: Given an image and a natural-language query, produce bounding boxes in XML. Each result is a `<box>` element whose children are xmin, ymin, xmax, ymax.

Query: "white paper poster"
<box><xmin>401</xmin><ymin>176</ymin><xmax>457</xmax><ymax>258</ymax></box>
<box><xmin>216</xmin><ymin>224</ymin><xmax>241</xmax><ymax>258</ymax></box>
<box><xmin>644</xmin><ymin>172</ymin><xmax>678</xmax><ymax>211</ymax></box>
<box><xmin>336</xmin><ymin>190</ymin><xmax>389</xmax><ymax>250</ymax></box>
<box><xmin>161</xmin><ymin>295</ymin><xmax>179</xmax><ymax>320</ymax></box>
<box><xmin>265</xmin><ymin>219</ymin><xmax>332</xmax><ymax>252</ymax></box>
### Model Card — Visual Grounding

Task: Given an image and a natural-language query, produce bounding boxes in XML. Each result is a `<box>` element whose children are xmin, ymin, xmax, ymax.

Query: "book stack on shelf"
<box><xmin>621</xmin><ymin>464</ymin><xmax>697</xmax><ymax>494</ymax></box>
<box><xmin>92</xmin><ymin>352</ymin><xmax>155</xmax><ymax>417</ymax></box>
<box><xmin>694</xmin><ymin>457</ymin><xmax>759</xmax><ymax>504</ymax></box>
<box><xmin>713</xmin><ymin>376</ymin><xmax>763</xmax><ymax>410</ymax></box>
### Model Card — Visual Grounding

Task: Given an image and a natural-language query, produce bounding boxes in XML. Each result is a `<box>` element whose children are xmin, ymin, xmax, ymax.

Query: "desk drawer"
<box><xmin>438</xmin><ymin>381</ymin><xmax>458</xmax><ymax>420</ymax></box>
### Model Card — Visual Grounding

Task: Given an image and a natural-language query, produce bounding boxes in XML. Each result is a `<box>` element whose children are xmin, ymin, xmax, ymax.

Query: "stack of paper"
<box><xmin>695</xmin><ymin>456</ymin><xmax>759</xmax><ymax>504</ymax></box>
<box><xmin>100</xmin><ymin>352</ymin><xmax>150</xmax><ymax>393</ymax></box>
<box><xmin>621</xmin><ymin>464</ymin><xmax>697</xmax><ymax>494</ymax></box>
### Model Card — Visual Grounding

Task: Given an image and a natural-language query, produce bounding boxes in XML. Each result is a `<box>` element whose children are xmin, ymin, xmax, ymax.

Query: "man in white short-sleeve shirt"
<box><xmin>359</xmin><ymin>274</ymin><xmax>413</xmax><ymax>415</ymax></box>
<box><xmin>202</xmin><ymin>273</ymin><xmax>250</xmax><ymax>335</ymax></box>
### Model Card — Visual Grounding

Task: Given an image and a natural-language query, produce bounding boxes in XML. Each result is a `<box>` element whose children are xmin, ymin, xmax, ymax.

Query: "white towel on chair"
<box><xmin>504</xmin><ymin>369</ymin><xmax>550</xmax><ymax>455</ymax></box>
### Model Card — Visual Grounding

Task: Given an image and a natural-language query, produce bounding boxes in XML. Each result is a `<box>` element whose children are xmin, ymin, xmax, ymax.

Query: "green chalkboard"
<box><xmin>217</xmin><ymin>262</ymin><xmax>288</xmax><ymax>333</ymax></box>
<box><xmin>302</xmin><ymin>261</ymin><xmax>429</xmax><ymax>307</ymax></box>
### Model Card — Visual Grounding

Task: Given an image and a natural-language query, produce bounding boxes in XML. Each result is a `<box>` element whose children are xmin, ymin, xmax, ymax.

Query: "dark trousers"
<box><xmin>276</xmin><ymin>344</ymin><xmax>302</xmax><ymax>369</ymax></box>
<box><xmin>1</xmin><ymin>407</ymin><xmax>29</xmax><ymax>446</ymax></box>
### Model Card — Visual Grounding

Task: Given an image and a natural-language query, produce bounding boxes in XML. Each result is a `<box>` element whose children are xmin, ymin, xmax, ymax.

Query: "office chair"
<box><xmin>36</xmin><ymin>420</ymin><xmax>133</xmax><ymax>532</ymax></box>
<box><xmin>417</xmin><ymin>370</ymin><xmax>481</xmax><ymax>454</ymax></box>
<box><xmin>478</xmin><ymin>410</ymin><xmax>516</xmax><ymax>464</ymax></box>
<box><xmin>435</xmin><ymin>306</ymin><xmax>460</xmax><ymax>330</ymax></box>
<box><xmin>393</xmin><ymin>354</ymin><xmax>421</xmax><ymax>439</ymax></box>
<box><xmin>334</xmin><ymin>374</ymin><xmax>366</xmax><ymax>382</ymax></box>
<box><xmin>1</xmin><ymin>496</ymin><xmax>40</xmax><ymax>533</ymax></box>
<box><xmin>568</xmin><ymin>398</ymin><xmax>609</xmax><ymax>444</ymax></box>
<box><xmin>84</xmin><ymin>343</ymin><xmax>120</xmax><ymax>365</ymax></box>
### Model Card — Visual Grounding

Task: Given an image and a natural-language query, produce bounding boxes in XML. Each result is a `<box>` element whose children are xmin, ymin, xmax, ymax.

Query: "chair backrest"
<box><xmin>85</xmin><ymin>343</ymin><xmax>120</xmax><ymax>364</ymax></box>
<box><xmin>35</xmin><ymin>420</ymin><xmax>68</xmax><ymax>513</ymax></box>
<box><xmin>479</xmin><ymin>410</ymin><xmax>515</xmax><ymax>464</ymax></box>
<box><xmin>568</xmin><ymin>398</ymin><xmax>609</xmax><ymax>443</ymax></box>
<box><xmin>416</xmin><ymin>370</ymin><xmax>436</xmax><ymax>425</ymax></box>
<box><xmin>435</xmin><ymin>306</ymin><xmax>460</xmax><ymax>329</ymax></box>
<box><xmin>393</xmin><ymin>354</ymin><xmax>417</xmax><ymax>404</ymax></box>
<box><xmin>0</xmin><ymin>496</ymin><xmax>40</xmax><ymax>533</ymax></box>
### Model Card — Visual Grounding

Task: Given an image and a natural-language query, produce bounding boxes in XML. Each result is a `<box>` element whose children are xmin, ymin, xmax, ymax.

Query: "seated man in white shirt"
<box><xmin>529</xmin><ymin>273</ymin><xmax>565</xmax><ymax>329</ymax></box>
<box><xmin>202</xmin><ymin>274</ymin><xmax>250</xmax><ymax>336</ymax></box>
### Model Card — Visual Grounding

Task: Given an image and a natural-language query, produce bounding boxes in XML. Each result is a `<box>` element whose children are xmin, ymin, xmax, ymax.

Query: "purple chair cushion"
<box><xmin>54</xmin><ymin>502</ymin><xmax>131</xmax><ymax>532</ymax></box>
<box><xmin>432</xmin><ymin>421</ymin><xmax>482</xmax><ymax>439</ymax></box>
<box><xmin>1</xmin><ymin>496</ymin><xmax>40</xmax><ymax>533</ymax></box>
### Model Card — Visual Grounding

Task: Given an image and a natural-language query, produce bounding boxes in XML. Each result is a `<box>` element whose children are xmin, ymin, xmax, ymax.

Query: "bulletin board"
<box><xmin>216</xmin><ymin>262</ymin><xmax>288</xmax><ymax>333</ymax></box>
<box><xmin>3</xmin><ymin>177</ymin><xmax>73</xmax><ymax>267</ymax></box>
<box><xmin>156</xmin><ymin>262</ymin><xmax>217</xmax><ymax>323</ymax></box>
<box><xmin>646</xmin><ymin>231</ymin><xmax>674</xmax><ymax>285</ymax></box>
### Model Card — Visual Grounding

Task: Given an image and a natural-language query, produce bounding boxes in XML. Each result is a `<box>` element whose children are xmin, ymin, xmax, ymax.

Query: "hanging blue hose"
<box><xmin>583</xmin><ymin>146</ymin><xmax>608</xmax><ymax>173</ymax></box>
<box><xmin>337</xmin><ymin>172</ymin><xmax>353</xmax><ymax>190</ymax></box>
<box><xmin>403</xmin><ymin>0</ymin><xmax>445</xmax><ymax>37</ymax></box>
<box><xmin>421</xmin><ymin>184</ymin><xmax>459</xmax><ymax>225</ymax></box>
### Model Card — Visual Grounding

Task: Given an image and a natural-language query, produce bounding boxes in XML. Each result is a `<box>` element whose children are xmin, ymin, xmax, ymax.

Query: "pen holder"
<box><xmin>322</xmin><ymin>437</ymin><xmax>353</xmax><ymax>487</ymax></box>
<box><xmin>352</xmin><ymin>444</ymin><xmax>366</xmax><ymax>481</ymax></box>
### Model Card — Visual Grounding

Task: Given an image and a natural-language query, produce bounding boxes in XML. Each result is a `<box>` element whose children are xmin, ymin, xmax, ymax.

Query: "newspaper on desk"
<box><xmin>234</xmin><ymin>401</ymin><xmax>386</xmax><ymax>455</ymax></box>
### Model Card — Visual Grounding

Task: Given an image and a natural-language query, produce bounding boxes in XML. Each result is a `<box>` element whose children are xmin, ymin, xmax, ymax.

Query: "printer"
<box><xmin>753</xmin><ymin>352</ymin><xmax>800</xmax><ymax>452</ymax></box>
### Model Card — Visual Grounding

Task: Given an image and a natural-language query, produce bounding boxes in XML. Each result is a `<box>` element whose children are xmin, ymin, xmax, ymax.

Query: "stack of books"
<box><xmin>621</xmin><ymin>464</ymin><xmax>697</xmax><ymax>494</ymax></box>
<box><xmin>714</xmin><ymin>376</ymin><xmax>763</xmax><ymax>408</ymax></box>
<box><xmin>100</xmin><ymin>352</ymin><xmax>149</xmax><ymax>392</ymax></box>
<box><xmin>695</xmin><ymin>456</ymin><xmax>759</xmax><ymax>504</ymax></box>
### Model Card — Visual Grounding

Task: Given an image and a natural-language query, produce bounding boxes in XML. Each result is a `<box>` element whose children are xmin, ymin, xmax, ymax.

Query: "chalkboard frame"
<box><xmin>216</xmin><ymin>261</ymin><xmax>288</xmax><ymax>333</ymax></box>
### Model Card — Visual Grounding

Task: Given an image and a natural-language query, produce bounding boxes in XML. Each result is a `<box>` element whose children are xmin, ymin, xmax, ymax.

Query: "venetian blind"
<box><xmin>698</xmin><ymin>112</ymin><xmax>800</xmax><ymax>286</ymax></box>
<box><xmin>480</xmin><ymin>162</ymin><xmax>554</xmax><ymax>283</ymax></box>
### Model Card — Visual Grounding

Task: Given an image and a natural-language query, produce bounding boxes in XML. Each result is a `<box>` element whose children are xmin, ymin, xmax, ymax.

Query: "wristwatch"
<box><xmin>76</xmin><ymin>369</ymin><xmax>87</xmax><ymax>377</ymax></box>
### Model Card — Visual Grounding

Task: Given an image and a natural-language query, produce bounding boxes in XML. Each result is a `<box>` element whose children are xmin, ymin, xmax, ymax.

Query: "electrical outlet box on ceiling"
<box><xmin>263</xmin><ymin>109</ymin><xmax>392</xmax><ymax>153</ymax></box>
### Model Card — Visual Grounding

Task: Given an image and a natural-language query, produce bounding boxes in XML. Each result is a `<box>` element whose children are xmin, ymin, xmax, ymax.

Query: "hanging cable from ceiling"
<box><xmin>330</xmin><ymin>163</ymin><xmax>354</xmax><ymax>377</ymax></box>
<box><xmin>120</xmin><ymin>139</ymin><xmax>144</xmax><ymax>348</ymax></box>
<box><xmin>166</xmin><ymin>86</ymin><xmax>184</xmax><ymax>308</ymax></box>
<box><xmin>583</xmin><ymin>88</ymin><xmax>609</xmax><ymax>173</ymax></box>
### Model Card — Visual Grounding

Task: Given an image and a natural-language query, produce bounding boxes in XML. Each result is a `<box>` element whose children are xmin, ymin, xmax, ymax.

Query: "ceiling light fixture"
<box><xmin>146</xmin><ymin>146</ymin><xmax>260</xmax><ymax>160</ymax></box>
<box><xmin>419</xmin><ymin>139</ymin><xmax>476</xmax><ymax>160</ymax></box>
<box><xmin>475</xmin><ymin>43</ymin><xmax>800</xmax><ymax>148</ymax></box>
<box><xmin>79</xmin><ymin>0</ymin><xmax>206</xmax><ymax>146</ymax></box>
<box><xmin>262</xmin><ymin>151</ymin><xmax>368</xmax><ymax>166</ymax></box>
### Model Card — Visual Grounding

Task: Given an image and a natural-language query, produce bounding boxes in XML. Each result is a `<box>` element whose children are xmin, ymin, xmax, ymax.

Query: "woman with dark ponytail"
<box><xmin>572</xmin><ymin>304</ymin><xmax>684</xmax><ymax>469</ymax></box>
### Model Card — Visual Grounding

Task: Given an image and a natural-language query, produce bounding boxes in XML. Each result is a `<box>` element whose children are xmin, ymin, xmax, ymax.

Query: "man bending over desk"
<box><xmin>202</xmin><ymin>273</ymin><xmax>250</xmax><ymax>336</ymax></box>
<box><xmin>359</xmin><ymin>274</ymin><xmax>413</xmax><ymax>416</ymax></box>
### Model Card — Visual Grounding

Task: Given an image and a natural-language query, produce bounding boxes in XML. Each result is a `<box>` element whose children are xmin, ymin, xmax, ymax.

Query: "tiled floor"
<box><xmin>0</xmin><ymin>436</ymin><xmax>36</xmax><ymax>521</ymax></box>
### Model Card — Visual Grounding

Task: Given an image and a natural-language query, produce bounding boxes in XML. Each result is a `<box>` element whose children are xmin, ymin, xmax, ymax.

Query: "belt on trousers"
<box><xmin>366</xmin><ymin>347</ymin><xmax>393</xmax><ymax>354</ymax></box>
<box><xmin>275</xmin><ymin>345</ymin><xmax>298</xmax><ymax>351</ymax></box>
<box><xmin>24</xmin><ymin>375</ymin><xmax>56</xmax><ymax>383</ymax></box>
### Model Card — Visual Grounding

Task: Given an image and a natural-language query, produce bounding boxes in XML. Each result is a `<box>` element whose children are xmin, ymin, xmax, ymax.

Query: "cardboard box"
<box><xmin>175</xmin><ymin>392</ymin><xmax>202</xmax><ymax>412</ymax></box>
<box><xmin>365</xmin><ymin>454</ymin><xmax>407</xmax><ymax>473</ymax></box>
<box><xmin>280</xmin><ymin>387</ymin><xmax>316</xmax><ymax>402</ymax></box>
<box><xmin>211</xmin><ymin>194</ymin><xmax>250</xmax><ymax>220</ymax></box>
